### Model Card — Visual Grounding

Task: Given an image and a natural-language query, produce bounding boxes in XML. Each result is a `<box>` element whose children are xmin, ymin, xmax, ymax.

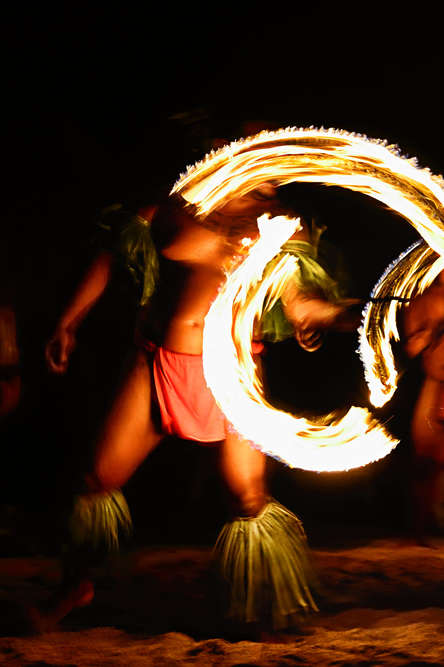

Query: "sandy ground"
<box><xmin>1</xmin><ymin>537</ymin><xmax>444</xmax><ymax>666</ymax></box>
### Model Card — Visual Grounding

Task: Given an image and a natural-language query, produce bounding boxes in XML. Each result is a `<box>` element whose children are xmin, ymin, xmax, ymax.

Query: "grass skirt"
<box><xmin>213</xmin><ymin>499</ymin><xmax>318</xmax><ymax>629</ymax></box>
<box><xmin>69</xmin><ymin>489</ymin><xmax>132</xmax><ymax>553</ymax></box>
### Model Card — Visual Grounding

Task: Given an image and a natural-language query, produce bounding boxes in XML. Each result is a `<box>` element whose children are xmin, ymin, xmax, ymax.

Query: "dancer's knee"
<box><xmin>234</xmin><ymin>485</ymin><xmax>268</xmax><ymax>517</ymax></box>
<box><xmin>83</xmin><ymin>469</ymin><xmax>122</xmax><ymax>494</ymax></box>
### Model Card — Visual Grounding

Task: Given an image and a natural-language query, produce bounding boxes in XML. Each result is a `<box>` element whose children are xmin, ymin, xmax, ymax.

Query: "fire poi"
<box><xmin>172</xmin><ymin>127</ymin><xmax>444</xmax><ymax>471</ymax></box>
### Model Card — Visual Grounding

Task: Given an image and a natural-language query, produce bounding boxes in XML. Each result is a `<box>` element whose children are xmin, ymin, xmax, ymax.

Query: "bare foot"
<box><xmin>26</xmin><ymin>579</ymin><xmax>95</xmax><ymax>634</ymax></box>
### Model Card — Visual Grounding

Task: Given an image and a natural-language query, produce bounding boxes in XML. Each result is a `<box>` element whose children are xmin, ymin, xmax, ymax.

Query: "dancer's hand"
<box><xmin>45</xmin><ymin>326</ymin><xmax>76</xmax><ymax>374</ymax></box>
<box><xmin>291</xmin><ymin>298</ymin><xmax>362</xmax><ymax>351</ymax></box>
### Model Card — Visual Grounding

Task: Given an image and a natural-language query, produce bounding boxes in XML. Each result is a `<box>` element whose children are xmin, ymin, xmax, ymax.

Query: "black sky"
<box><xmin>5</xmin><ymin>4</ymin><xmax>444</xmax><ymax>206</ymax></box>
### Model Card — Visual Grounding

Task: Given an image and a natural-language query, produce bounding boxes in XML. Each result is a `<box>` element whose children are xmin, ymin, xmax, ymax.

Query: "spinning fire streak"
<box><xmin>172</xmin><ymin>127</ymin><xmax>444</xmax><ymax>472</ymax></box>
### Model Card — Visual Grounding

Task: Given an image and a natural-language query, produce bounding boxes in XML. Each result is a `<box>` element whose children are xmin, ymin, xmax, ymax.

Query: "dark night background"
<box><xmin>1</xmin><ymin>4</ymin><xmax>443</xmax><ymax>554</ymax></box>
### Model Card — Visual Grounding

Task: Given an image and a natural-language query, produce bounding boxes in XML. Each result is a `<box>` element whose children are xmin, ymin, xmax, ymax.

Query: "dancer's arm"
<box><xmin>45</xmin><ymin>250</ymin><xmax>113</xmax><ymax>373</ymax></box>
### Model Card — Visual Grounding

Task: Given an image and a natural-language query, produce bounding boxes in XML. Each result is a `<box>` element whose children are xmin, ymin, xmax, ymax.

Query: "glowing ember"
<box><xmin>172</xmin><ymin>127</ymin><xmax>444</xmax><ymax>471</ymax></box>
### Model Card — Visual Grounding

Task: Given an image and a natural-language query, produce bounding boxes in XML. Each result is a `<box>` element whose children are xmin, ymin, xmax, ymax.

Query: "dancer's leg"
<box><xmin>215</xmin><ymin>428</ymin><xmax>318</xmax><ymax>630</ymax></box>
<box><xmin>90</xmin><ymin>348</ymin><xmax>163</xmax><ymax>491</ymax></box>
<box><xmin>31</xmin><ymin>349</ymin><xmax>163</xmax><ymax>631</ymax></box>
<box><xmin>219</xmin><ymin>428</ymin><xmax>267</xmax><ymax>516</ymax></box>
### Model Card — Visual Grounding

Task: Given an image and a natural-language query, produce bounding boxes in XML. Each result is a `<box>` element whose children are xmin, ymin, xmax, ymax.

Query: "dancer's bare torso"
<box><xmin>147</xmin><ymin>190</ymin><xmax>304</xmax><ymax>354</ymax></box>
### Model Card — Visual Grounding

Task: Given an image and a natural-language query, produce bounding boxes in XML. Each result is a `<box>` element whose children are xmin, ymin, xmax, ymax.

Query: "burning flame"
<box><xmin>173</xmin><ymin>127</ymin><xmax>444</xmax><ymax>471</ymax></box>
<box><xmin>203</xmin><ymin>214</ymin><xmax>396</xmax><ymax>471</ymax></box>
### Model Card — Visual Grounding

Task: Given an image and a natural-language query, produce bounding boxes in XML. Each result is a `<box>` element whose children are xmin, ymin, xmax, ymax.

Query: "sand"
<box><xmin>1</xmin><ymin>537</ymin><xmax>444</xmax><ymax>666</ymax></box>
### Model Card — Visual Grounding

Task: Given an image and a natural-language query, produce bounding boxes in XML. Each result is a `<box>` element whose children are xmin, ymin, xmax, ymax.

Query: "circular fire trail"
<box><xmin>172</xmin><ymin>127</ymin><xmax>444</xmax><ymax>471</ymax></box>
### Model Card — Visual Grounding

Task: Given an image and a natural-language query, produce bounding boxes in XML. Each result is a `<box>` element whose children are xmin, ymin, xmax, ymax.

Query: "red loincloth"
<box><xmin>151</xmin><ymin>345</ymin><xmax>226</xmax><ymax>442</ymax></box>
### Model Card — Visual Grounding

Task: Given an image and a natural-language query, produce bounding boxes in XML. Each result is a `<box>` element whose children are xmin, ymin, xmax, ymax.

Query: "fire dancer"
<box><xmin>36</xmin><ymin>185</ymin><xmax>358</xmax><ymax>633</ymax></box>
